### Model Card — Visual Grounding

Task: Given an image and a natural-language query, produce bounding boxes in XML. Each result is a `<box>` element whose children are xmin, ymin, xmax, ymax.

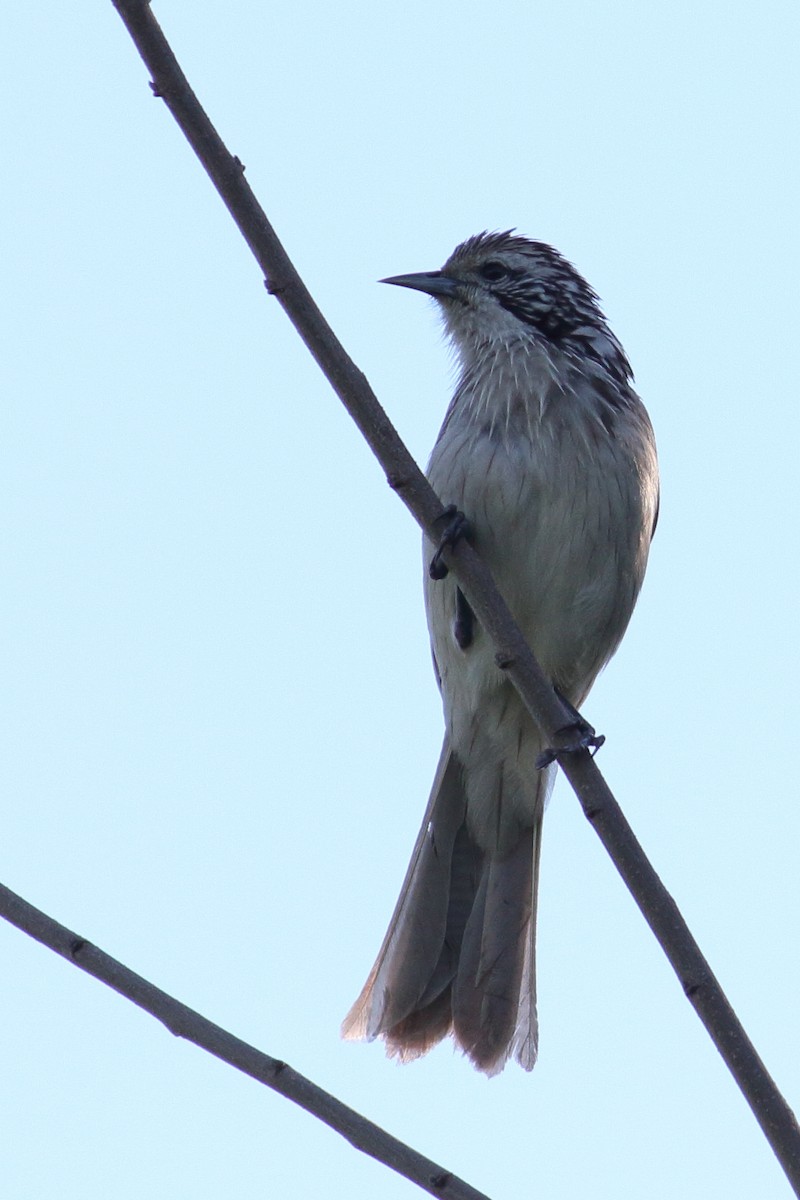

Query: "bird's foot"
<box><xmin>429</xmin><ymin>505</ymin><xmax>472</xmax><ymax>580</ymax></box>
<box><xmin>536</xmin><ymin>692</ymin><xmax>605</xmax><ymax>768</ymax></box>
<box><xmin>536</xmin><ymin>723</ymin><xmax>605</xmax><ymax>768</ymax></box>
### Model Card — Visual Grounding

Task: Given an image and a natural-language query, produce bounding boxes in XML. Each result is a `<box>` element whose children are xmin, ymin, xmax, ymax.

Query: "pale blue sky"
<box><xmin>2</xmin><ymin>3</ymin><xmax>800</xmax><ymax>1198</ymax></box>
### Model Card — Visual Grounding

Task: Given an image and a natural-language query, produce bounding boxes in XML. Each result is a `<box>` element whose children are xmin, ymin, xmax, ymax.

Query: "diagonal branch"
<box><xmin>0</xmin><ymin>882</ymin><xmax>491</xmax><ymax>1200</ymax></box>
<box><xmin>19</xmin><ymin>0</ymin><xmax>791</xmax><ymax>1193</ymax></box>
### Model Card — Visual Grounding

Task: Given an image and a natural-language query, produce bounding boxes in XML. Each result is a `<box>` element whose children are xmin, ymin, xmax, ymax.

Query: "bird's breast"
<box><xmin>425</xmin><ymin>379</ymin><xmax>656</xmax><ymax>702</ymax></box>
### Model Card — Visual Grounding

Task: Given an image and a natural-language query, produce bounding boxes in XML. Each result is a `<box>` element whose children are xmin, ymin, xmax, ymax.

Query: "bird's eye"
<box><xmin>478</xmin><ymin>260</ymin><xmax>508</xmax><ymax>283</ymax></box>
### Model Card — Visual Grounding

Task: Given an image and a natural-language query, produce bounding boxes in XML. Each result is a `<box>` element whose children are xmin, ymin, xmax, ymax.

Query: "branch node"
<box><xmin>232</xmin><ymin>155</ymin><xmax>246</xmax><ymax>174</ymax></box>
<box><xmin>430</xmin><ymin>1171</ymin><xmax>453</xmax><ymax>1191</ymax></box>
<box><xmin>264</xmin><ymin>276</ymin><xmax>285</xmax><ymax>296</ymax></box>
<box><xmin>148</xmin><ymin>80</ymin><xmax>161</xmax><ymax>98</ymax></box>
<box><xmin>494</xmin><ymin>651</ymin><xmax>515</xmax><ymax>671</ymax></box>
<box><xmin>386</xmin><ymin>471</ymin><xmax>411</xmax><ymax>492</ymax></box>
<box><xmin>69</xmin><ymin>937</ymin><xmax>87</xmax><ymax>958</ymax></box>
<box><xmin>683</xmin><ymin>973</ymin><xmax>708</xmax><ymax>999</ymax></box>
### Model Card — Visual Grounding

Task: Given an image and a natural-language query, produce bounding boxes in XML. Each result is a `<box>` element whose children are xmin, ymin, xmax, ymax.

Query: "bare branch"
<box><xmin>0</xmin><ymin>882</ymin><xmax>491</xmax><ymax>1200</ymax></box>
<box><xmin>16</xmin><ymin>0</ymin><xmax>788</xmax><ymax>1193</ymax></box>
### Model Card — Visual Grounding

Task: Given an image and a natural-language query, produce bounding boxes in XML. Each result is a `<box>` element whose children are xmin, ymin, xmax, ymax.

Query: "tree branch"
<box><xmin>0</xmin><ymin>882</ymin><xmax>491</xmax><ymax>1200</ymax></box>
<box><xmin>20</xmin><ymin>0</ymin><xmax>791</xmax><ymax>1193</ymax></box>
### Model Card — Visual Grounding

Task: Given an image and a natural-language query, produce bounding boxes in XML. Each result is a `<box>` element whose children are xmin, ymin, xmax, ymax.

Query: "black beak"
<box><xmin>380</xmin><ymin>271</ymin><xmax>460</xmax><ymax>299</ymax></box>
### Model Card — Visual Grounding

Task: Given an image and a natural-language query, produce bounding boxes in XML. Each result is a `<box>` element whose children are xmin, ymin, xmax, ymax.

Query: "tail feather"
<box><xmin>341</xmin><ymin>742</ymin><xmax>465</xmax><ymax>1042</ymax></box>
<box><xmin>383</xmin><ymin>988</ymin><xmax>454</xmax><ymax>1062</ymax></box>
<box><xmin>342</xmin><ymin>740</ymin><xmax>546</xmax><ymax>1074</ymax></box>
<box><xmin>509</xmin><ymin>813</ymin><xmax>543</xmax><ymax>1070</ymax></box>
<box><xmin>453</xmin><ymin>829</ymin><xmax>535</xmax><ymax>1075</ymax></box>
<box><xmin>415</xmin><ymin>822</ymin><xmax>483</xmax><ymax>1010</ymax></box>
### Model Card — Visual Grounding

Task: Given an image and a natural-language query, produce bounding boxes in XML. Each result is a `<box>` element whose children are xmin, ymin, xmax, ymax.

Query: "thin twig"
<box><xmin>22</xmin><ymin>0</ymin><xmax>790</xmax><ymax>1193</ymax></box>
<box><xmin>0</xmin><ymin>882</ymin><xmax>490</xmax><ymax>1200</ymax></box>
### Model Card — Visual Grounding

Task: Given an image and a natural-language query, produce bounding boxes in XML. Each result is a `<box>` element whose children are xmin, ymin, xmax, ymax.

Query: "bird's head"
<box><xmin>382</xmin><ymin>231</ymin><xmax>631</xmax><ymax>383</ymax></box>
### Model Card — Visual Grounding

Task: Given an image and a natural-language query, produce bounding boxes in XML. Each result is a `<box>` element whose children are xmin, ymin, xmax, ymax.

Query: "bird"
<box><xmin>342</xmin><ymin>231</ymin><xmax>659</xmax><ymax>1075</ymax></box>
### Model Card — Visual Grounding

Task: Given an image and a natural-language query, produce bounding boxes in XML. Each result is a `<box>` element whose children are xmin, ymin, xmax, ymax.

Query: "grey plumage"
<box><xmin>342</xmin><ymin>232</ymin><xmax>659</xmax><ymax>1074</ymax></box>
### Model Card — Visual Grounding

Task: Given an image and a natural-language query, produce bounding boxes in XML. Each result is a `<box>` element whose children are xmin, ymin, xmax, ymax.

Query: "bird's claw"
<box><xmin>536</xmin><ymin>722</ymin><xmax>605</xmax><ymax>769</ymax></box>
<box><xmin>429</xmin><ymin>505</ymin><xmax>472</xmax><ymax>580</ymax></box>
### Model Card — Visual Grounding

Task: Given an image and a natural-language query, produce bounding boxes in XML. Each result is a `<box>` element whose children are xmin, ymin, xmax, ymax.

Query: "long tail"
<box><xmin>342</xmin><ymin>741</ymin><xmax>544</xmax><ymax>1075</ymax></box>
